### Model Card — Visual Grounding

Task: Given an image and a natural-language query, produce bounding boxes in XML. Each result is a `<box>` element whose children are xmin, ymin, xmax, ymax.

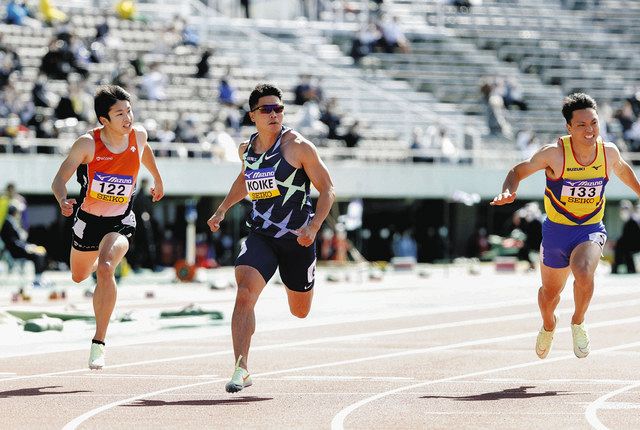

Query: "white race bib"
<box><xmin>90</xmin><ymin>172</ymin><xmax>134</xmax><ymax>204</ymax></box>
<box><xmin>245</xmin><ymin>168</ymin><xmax>280</xmax><ymax>200</ymax></box>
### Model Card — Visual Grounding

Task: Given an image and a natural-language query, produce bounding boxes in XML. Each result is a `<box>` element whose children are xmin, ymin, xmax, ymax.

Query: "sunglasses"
<box><xmin>251</xmin><ymin>104</ymin><xmax>285</xmax><ymax>114</ymax></box>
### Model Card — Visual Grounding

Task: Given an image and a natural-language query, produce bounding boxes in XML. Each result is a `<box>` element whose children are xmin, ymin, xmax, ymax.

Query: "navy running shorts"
<box><xmin>72</xmin><ymin>209</ymin><xmax>136</xmax><ymax>251</ymax></box>
<box><xmin>235</xmin><ymin>232</ymin><xmax>316</xmax><ymax>292</ymax></box>
<box><xmin>541</xmin><ymin>219</ymin><xmax>607</xmax><ymax>269</ymax></box>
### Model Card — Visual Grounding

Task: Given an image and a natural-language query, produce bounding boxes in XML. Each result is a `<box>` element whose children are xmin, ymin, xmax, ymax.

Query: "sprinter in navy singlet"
<box><xmin>207</xmin><ymin>84</ymin><xmax>335</xmax><ymax>393</ymax></box>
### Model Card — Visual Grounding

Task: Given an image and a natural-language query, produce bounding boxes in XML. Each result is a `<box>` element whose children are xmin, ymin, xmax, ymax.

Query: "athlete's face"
<box><xmin>249</xmin><ymin>95</ymin><xmax>284</xmax><ymax>132</ymax></box>
<box><xmin>102</xmin><ymin>100</ymin><xmax>133</xmax><ymax>133</ymax></box>
<box><xmin>567</xmin><ymin>108</ymin><xmax>599</xmax><ymax>146</ymax></box>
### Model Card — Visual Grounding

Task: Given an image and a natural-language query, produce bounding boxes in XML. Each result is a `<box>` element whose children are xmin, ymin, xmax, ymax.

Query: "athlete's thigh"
<box><xmin>276</xmin><ymin>239</ymin><xmax>316</xmax><ymax>292</ymax></box>
<box><xmin>540</xmin><ymin>262</ymin><xmax>571</xmax><ymax>295</ymax></box>
<box><xmin>235</xmin><ymin>233</ymin><xmax>278</xmax><ymax>285</ymax></box>
<box><xmin>70</xmin><ymin>248</ymin><xmax>99</xmax><ymax>281</ymax></box>
<box><xmin>235</xmin><ymin>264</ymin><xmax>268</xmax><ymax>297</ymax></box>
<box><xmin>97</xmin><ymin>232</ymin><xmax>130</xmax><ymax>265</ymax></box>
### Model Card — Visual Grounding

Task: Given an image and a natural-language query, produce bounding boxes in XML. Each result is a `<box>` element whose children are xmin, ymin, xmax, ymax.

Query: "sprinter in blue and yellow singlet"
<box><xmin>207</xmin><ymin>84</ymin><xmax>335</xmax><ymax>393</ymax></box>
<box><xmin>491</xmin><ymin>93</ymin><xmax>640</xmax><ymax>361</ymax></box>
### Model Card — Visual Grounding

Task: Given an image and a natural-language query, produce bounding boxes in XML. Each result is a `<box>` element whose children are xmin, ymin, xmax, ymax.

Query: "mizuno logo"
<box><xmin>96</xmin><ymin>174</ymin><xmax>108</xmax><ymax>180</ymax></box>
<box><xmin>592</xmin><ymin>164</ymin><xmax>602</xmax><ymax>170</ymax></box>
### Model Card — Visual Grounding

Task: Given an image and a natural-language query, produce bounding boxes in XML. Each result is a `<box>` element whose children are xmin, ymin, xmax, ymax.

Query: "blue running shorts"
<box><xmin>235</xmin><ymin>232</ymin><xmax>316</xmax><ymax>292</ymax></box>
<box><xmin>541</xmin><ymin>219</ymin><xmax>607</xmax><ymax>269</ymax></box>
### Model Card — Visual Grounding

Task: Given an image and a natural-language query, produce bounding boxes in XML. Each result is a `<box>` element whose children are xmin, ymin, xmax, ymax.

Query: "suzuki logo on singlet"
<box><xmin>566</xmin><ymin>167</ymin><xmax>585</xmax><ymax>171</ymax></box>
<box><xmin>96</xmin><ymin>156</ymin><xmax>114</xmax><ymax>161</ymax></box>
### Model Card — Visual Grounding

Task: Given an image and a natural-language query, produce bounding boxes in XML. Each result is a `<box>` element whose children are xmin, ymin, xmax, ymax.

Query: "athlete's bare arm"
<box><xmin>51</xmin><ymin>135</ymin><xmax>94</xmax><ymax>217</ymax></box>
<box><xmin>287</xmin><ymin>132</ymin><xmax>335</xmax><ymax>247</ymax></box>
<box><xmin>137</xmin><ymin>127</ymin><xmax>164</xmax><ymax>202</ymax></box>
<box><xmin>207</xmin><ymin>141</ymin><xmax>249</xmax><ymax>232</ymax></box>
<box><xmin>606</xmin><ymin>142</ymin><xmax>640</xmax><ymax>197</ymax></box>
<box><xmin>491</xmin><ymin>143</ymin><xmax>561</xmax><ymax>206</ymax></box>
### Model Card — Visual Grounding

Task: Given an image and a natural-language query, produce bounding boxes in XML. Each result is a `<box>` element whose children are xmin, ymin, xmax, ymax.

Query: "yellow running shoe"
<box><xmin>225</xmin><ymin>356</ymin><xmax>252</xmax><ymax>393</ymax></box>
<box><xmin>535</xmin><ymin>315</ymin><xmax>557</xmax><ymax>359</ymax></box>
<box><xmin>88</xmin><ymin>342</ymin><xmax>105</xmax><ymax>370</ymax></box>
<box><xmin>571</xmin><ymin>322</ymin><xmax>590</xmax><ymax>358</ymax></box>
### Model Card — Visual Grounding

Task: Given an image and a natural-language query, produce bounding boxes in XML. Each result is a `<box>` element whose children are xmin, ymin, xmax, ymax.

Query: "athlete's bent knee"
<box><xmin>290</xmin><ymin>307</ymin><xmax>310</xmax><ymax>319</ymax></box>
<box><xmin>71</xmin><ymin>272</ymin><xmax>89</xmax><ymax>283</ymax></box>
<box><xmin>96</xmin><ymin>261</ymin><xmax>115</xmax><ymax>279</ymax></box>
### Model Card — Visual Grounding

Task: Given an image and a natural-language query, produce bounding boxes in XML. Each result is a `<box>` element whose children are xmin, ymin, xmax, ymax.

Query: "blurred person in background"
<box><xmin>611</xmin><ymin>200</ymin><xmax>640</xmax><ymax>274</ymax></box>
<box><xmin>207</xmin><ymin>83</ymin><xmax>335</xmax><ymax>393</ymax></box>
<box><xmin>491</xmin><ymin>93</ymin><xmax>640</xmax><ymax>361</ymax></box>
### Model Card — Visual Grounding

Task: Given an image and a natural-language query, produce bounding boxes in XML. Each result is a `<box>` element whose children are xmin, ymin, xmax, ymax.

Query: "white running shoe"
<box><xmin>88</xmin><ymin>343</ymin><xmax>105</xmax><ymax>370</ymax></box>
<box><xmin>535</xmin><ymin>315</ymin><xmax>557</xmax><ymax>359</ymax></box>
<box><xmin>225</xmin><ymin>356</ymin><xmax>252</xmax><ymax>393</ymax></box>
<box><xmin>571</xmin><ymin>322</ymin><xmax>590</xmax><ymax>358</ymax></box>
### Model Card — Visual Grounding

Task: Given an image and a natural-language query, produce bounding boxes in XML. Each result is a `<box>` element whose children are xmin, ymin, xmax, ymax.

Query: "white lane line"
<box><xmin>4</xmin><ymin>298</ymin><xmax>640</xmax><ymax>384</ymax></box>
<box><xmin>62</xmin><ymin>316</ymin><xmax>640</xmax><ymax>430</ymax></box>
<box><xmin>330</xmin><ymin>340</ymin><xmax>640</xmax><ymax>430</ymax></box>
<box><xmin>585</xmin><ymin>381</ymin><xmax>640</xmax><ymax>430</ymax></box>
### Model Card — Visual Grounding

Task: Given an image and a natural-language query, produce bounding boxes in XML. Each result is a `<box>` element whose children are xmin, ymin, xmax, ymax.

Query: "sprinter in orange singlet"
<box><xmin>52</xmin><ymin>85</ymin><xmax>164</xmax><ymax>369</ymax></box>
<box><xmin>491</xmin><ymin>93</ymin><xmax>640</xmax><ymax>360</ymax></box>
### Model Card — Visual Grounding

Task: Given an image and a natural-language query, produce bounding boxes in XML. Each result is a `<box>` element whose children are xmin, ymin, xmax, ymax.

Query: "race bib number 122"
<box><xmin>90</xmin><ymin>172</ymin><xmax>134</xmax><ymax>204</ymax></box>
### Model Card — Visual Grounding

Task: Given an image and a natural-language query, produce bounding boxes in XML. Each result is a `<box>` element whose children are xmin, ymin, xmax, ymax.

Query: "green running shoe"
<box><xmin>225</xmin><ymin>356</ymin><xmax>252</xmax><ymax>393</ymax></box>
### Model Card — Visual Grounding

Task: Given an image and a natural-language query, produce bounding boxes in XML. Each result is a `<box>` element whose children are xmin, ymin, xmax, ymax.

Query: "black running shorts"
<box><xmin>235</xmin><ymin>232</ymin><xmax>316</xmax><ymax>292</ymax></box>
<box><xmin>72</xmin><ymin>209</ymin><xmax>136</xmax><ymax>251</ymax></box>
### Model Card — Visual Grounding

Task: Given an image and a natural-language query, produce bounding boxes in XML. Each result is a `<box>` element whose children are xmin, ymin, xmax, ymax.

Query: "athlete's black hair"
<box><xmin>94</xmin><ymin>85</ymin><xmax>131</xmax><ymax>124</ymax></box>
<box><xmin>249</xmin><ymin>84</ymin><xmax>283</xmax><ymax>110</ymax></box>
<box><xmin>562</xmin><ymin>93</ymin><xmax>597</xmax><ymax>124</ymax></box>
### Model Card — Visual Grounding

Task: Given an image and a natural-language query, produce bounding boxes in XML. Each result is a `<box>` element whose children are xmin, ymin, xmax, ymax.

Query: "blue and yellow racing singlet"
<box><xmin>544</xmin><ymin>135</ymin><xmax>608</xmax><ymax>226</ymax></box>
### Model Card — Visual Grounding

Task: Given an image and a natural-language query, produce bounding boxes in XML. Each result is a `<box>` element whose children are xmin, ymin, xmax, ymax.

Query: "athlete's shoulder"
<box><xmin>132</xmin><ymin>124</ymin><xmax>148</xmax><ymax>141</ymax></box>
<box><xmin>283</xmin><ymin>128</ymin><xmax>315</xmax><ymax>149</ymax></box>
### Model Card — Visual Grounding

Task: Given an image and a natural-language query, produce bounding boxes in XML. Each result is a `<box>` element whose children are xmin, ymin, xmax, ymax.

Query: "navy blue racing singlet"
<box><xmin>243</xmin><ymin>127</ymin><xmax>313</xmax><ymax>239</ymax></box>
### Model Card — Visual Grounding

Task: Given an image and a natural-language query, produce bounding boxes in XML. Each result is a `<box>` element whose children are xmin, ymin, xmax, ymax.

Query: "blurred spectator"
<box><xmin>111</xmin><ymin>61</ymin><xmax>138</xmax><ymax>94</ymax></box>
<box><xmin>195</xmin><ymin>49</ymin><xmax>213</xmax><ymax>78</ymax></box>
<box><xmin>0</xmin><ymin>183</ymin><xmax>26</xmax><ymax>227</ymax></box>
<box><xmin>349</xmin><ymin>22</ymin><xmax>381</xmax><ymax>62</ymax></box>
<box><xmin>218</xmin><ymin>78</ymin><xmax>237</xmax><ymax>106</ymax></box>
<box><xmin>612</xmin><ymin>200</ymin><xmax>640</xmax><ymax>274</ymax></box>
<box><xmin>293</xmin><ymin>74</ymin><xmax>323</xmax><ymax>105</ymax></box>
<box><xmin>1</xmin><ymin>205</ymin><xmax>48</xmax><ymax>286</ymax></box>
<box><xmin>180</xmin><ymin>20</ymin><xmax>199</xmax><ymax>47</ymax></box>
<box><xmin>0</xmin><ymin>37</ymin><xmax>22</xmax><ymax>90</ymax></box>
<box><xmin>130</xmin><ymin>178</ymin><xmax>159</xmax><ymax>271</ymax></box>
<box><xmin>115</xmin><ymin>0</ymin><xmax>143</xmax><ymax>21</ymax></box>
<box><xmin>139</xmin><ymin>62</ymin><xmax>168</xmax><ymax>100</ymax></box>
<box><xmin>40</xmin><ymin>37</ymin><xmax>88</xmax><ymax>80</ymax></box>
<box><xmin>341</xmin><ymin>121</ymin><xmax>361</xmax><ymax>148</ymax></box>
<box><xmin>377</xmin><ymin>16</ymin><xmax>410</xmax><ymax>54</ymax></box>
<box><xmin>240</xmin><ymin>0</ymin><xmax>250</xmax><ymax>18</ymax></box>
<box><xmin>54</xmin><ymin>79</ymin><xmax>93</xmax><ymax>122</ymax></box>
<box><xmin>31</xmin><ymin>72</ymin><xmax>56</xmax><ymax>107</ymax></box>
<box><xmin>502</xmin><ymin>77</ymin><xmax>528</xmax><ymax>111</ymax></box>
<box><xmin>615</xmin><ymin>101</ymin><xmax>636</xmax><ymax>146</ymax></box>
<box><xmin>480</xmin><ymin>76</ymin><xmax>512</xmax><ymax>138</ymax></box>
<box><xmin>410</xmin><ymin>126</ymin><xmax>433</xmax><ymax>163</ymax></box>
<box><xmin>627</xmin><ymin>89</ymin><xmax>640</xmax><ymax>117</ymax></box>
<box><xmin>320</xmin><ymin>98</ymin><xmax>342</xmax><ymax>139</ymax></box>
<box><xmin>5</xmin><ymin>0</ymin><xmax>41</xmax><ymax>28</ymax></box>
<box><xmin>296</xmin><ymin>99</ymin><xmax>328</xmax><ymax>137</ymax></box>
<box><xmin>39</xmin><ymin>0</ymin><xmax>67</xmax><ymax>26</ymax></box>
<box><xmin>207</xmin><ymin>121</ymin><xmax>238</xmax><ymax>162</ymax></box>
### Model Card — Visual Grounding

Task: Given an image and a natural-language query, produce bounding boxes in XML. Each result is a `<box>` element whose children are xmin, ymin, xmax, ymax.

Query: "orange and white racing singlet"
<box><xmin>77</xmin><ymin>128</ymin><xmax>142</xmax><ymax>217</ymax></box>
